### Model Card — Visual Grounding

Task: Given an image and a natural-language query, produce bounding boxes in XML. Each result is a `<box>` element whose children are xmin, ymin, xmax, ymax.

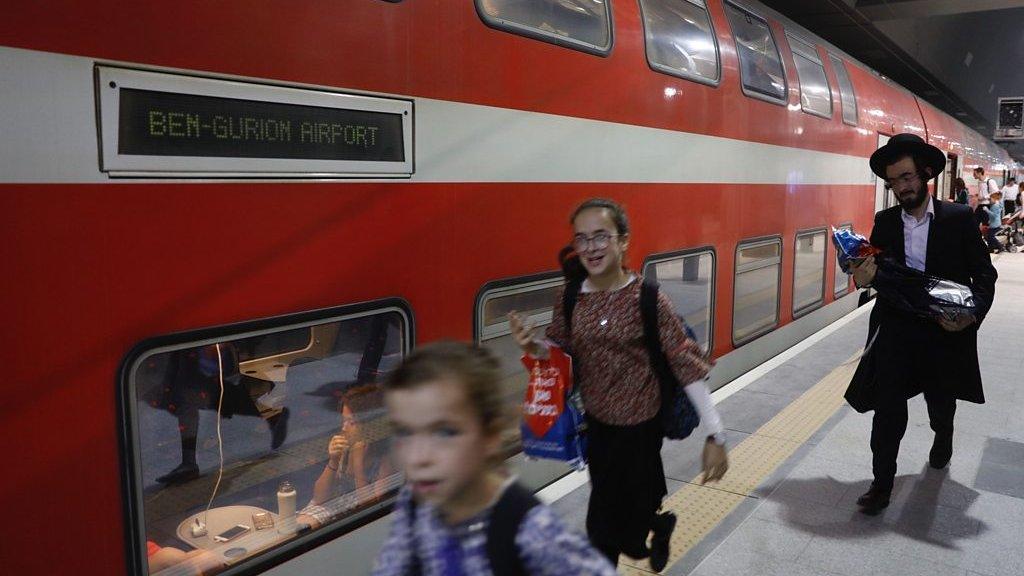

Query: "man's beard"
<box><xmin>896</xmin><ymin>181</ymin><xmax>928</xmax><ymax>211</ymax></box>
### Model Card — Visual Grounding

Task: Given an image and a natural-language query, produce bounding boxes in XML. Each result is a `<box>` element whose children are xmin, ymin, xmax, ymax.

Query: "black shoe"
<box><xmin>929</xmin><ymin>434</ymin><xmax>953</xmax><ymax>469</ymax></box>
<box><xmin>156</xmin><ymin>462</ymin><xmax>199</xmax><ymax>485</ymax></box>
<box><xmin>649</xmin><ymin>512</ymin><xmax>676</xmax><ymax>573</ymax></box>
<box><xmin>856</xmin><ymin>484</ymin><xmax>891</xmax><ymax>515</ymax></box>
<box><xmin>268</xmin><ymin>407</ymin><xmax>290</xmax><ymax>450</ymax></box>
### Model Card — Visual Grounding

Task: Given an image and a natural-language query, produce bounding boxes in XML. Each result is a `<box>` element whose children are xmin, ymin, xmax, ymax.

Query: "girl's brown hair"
<box><xmin>383</xmin><ymin>341</ymin><xmax>507</xmax><ymax>433</ymax></box>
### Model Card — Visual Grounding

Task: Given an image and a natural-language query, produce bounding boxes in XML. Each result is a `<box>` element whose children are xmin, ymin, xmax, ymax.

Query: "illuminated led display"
<box><xmin>117</xmin><ymin>88</ymin><xmax>405</xmax><ymax>162</ymax></box>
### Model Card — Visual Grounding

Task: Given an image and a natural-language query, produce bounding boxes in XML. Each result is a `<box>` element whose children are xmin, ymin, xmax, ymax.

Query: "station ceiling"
<box><xmin>760</xmin><ymin>0</ymin><xmax>1024</xmax><ymax>163</ymax></box>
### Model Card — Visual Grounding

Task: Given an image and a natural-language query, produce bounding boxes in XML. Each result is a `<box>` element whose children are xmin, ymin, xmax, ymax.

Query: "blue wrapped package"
<box><xmin>831</xmin><ymin>227</ymin><xmax>882</xmax><ymax>273</ymax></box>
<box><xmin>831</xmin><ymin>227</ymin><xmax>976</xmax><ymax>323</ymax></box>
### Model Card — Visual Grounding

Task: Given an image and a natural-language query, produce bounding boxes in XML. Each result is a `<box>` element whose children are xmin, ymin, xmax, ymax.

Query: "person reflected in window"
<box><xmin>297</xmin><ymin>385</ymin><xmax>394</xmax><ymax>528</ymax></box>
<box><xmin>155</xmin><ymin>343</ymin><xmax>289</xmax><ymax>485</ymax></box>
<box><xmin>147</xmin><ymin>541</ymin><xmax>220</xmax><ymax>575</ymax></box>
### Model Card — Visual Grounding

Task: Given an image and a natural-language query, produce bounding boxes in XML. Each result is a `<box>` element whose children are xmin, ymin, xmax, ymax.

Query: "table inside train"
<box><xmin>176</xmin><ymin>505</ymin><xmax>299</xmax><ymax>561</ymax></box>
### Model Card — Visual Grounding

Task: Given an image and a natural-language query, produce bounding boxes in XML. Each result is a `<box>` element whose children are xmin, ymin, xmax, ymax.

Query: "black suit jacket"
<box><xmin>846</xmin><ymin>200</ymin><xmax>997</xmax><ymax>412</ymax></box>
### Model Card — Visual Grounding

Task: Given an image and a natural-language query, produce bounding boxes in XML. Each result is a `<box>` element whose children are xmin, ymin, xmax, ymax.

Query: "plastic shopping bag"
<box><xmin>520</xmin><ymin>346</ymin><xmax>587</xmax><ymax>470</ymax></box>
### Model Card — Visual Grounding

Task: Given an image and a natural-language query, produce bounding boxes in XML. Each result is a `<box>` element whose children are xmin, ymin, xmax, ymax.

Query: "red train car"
<box><xmin>0</xmin><ymin>1</ymin><xmax>1015</xmax><ymax>574</ymax></box>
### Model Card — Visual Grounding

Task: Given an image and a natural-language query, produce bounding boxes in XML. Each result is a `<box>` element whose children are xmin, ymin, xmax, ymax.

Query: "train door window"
<box><xmin>475</xmin><ymin>0</ymin><xmax>613</xmax><ymax>56</ymax></box>
<box><xmin>639</xmin><ymin>0</ymin><xmax>720</xmax><ymax>85</ymax></box>
<box><xmin>642</xmin><ymin>248</ymin><xmax>716</xmax><ymax>354</ymax></box>
<box><xmin>121</xmin><ymin>301</ymin><xmax>411</xmax><ymax>576</ymax></box>
<box><xmin>793</xmin><ymin>229</ymin><xmax>826</xmax><ymax>316</ymax></box>
<box><xmin>733</xmin><ymin>237</ymin><xmax>782</xmax><ymax>345</ymax></box>
<box><xmin>476</xmin><ymin>274</ymin><xmax>564</xmax><ymax>451</ymax></box>
<box><xmin>829</xmin><ymin>54</ymin><xmax>858</xmax><ymax>126</ymax></box>
<box><xmin>724</xmin><ymin>2</ymin><xmax>787</xmax><ymax>105</ymax></box>
<box><xmin>787</xmin><ymin>34</ymin><xmax>832</xmax><ymax>118</ymax></box>
<box><xmin>834</xmin><ymin>223</ymin><xmax>853</xmax><ymax>297</ymax></box>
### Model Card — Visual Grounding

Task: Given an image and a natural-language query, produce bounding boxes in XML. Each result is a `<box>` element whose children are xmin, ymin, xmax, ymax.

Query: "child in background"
<box><xmin>986</xmin><ymin>192</ymin><xmax>1004</xmax><ymax>253</ymax></box>
<box><xmin>371</xmin><ymin>341</ymin><xmax>616</xmax><ymax>576</ymax></box>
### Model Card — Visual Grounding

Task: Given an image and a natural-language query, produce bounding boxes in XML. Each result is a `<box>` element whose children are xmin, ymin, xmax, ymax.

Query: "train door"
<box><xmin>946</xmin><ymin>154</ymin><xmax>958</xmax><ymax>201</ymax></box>
<box><xmin>935</xmin><ymin>159</ymin><xmax>947</xmax><ymax>201</ymax></box>
<box><xmin>874</xmin><ymin>134</ymin><xmax>891</xmax><ymax>213</ymax></box>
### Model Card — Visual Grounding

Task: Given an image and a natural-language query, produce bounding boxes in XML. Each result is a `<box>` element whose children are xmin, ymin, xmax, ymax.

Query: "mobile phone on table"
<box><xmin>213</xmin><ymin>524</ymin><xmax>251</xmax><ymax>542</ymax></box>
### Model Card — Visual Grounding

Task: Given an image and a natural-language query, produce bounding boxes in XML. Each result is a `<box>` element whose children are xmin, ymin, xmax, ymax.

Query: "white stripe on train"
<box><xmin>0</xmin><ymin>45</ymin><xmax>874</xmax><ymax>185</ymax></box>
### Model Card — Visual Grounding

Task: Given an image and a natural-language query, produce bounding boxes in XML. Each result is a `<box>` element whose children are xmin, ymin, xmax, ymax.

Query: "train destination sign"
<box><xmin>119</xmin><ymin>89</ymin><xmax>403</xmax><ymax>161</ymax></box>
<box><xmin>98</xmin><ymin>66</ymin><xmax>413</xmax><ymax>177</ymax></box>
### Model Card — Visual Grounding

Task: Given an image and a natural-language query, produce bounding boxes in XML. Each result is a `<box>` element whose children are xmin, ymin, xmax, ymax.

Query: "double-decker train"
<box><xmin>1</xmin><ymin>1</ymin><xmax>1017</xmax><ymax>574</ymax></box>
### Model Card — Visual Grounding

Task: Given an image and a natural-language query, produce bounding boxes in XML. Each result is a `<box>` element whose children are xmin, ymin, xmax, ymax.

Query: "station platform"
<box><xmin>545</xmin><ymin>254</ymin><xmax>1024</xmax><ymax>576</ymax></box>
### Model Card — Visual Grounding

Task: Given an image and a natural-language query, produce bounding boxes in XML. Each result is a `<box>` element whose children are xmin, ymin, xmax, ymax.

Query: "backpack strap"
<box><xmin>406</xmin><ymin>496</ymin><xmax>422</xmax><ymax>575</ymax></box>
<box><xmin>486</xmin><ymin>483</ymin><xmax>541</xmax><ymax>576</ymax></box>
<box><xmin>639</xmin><ymin>279</ymin><xmax>682</xmax><ymax>416</ymax></box>
<box><xmin>562</xmin><ymin>277</ymin><xmax>583</xmax><ymax>336</ymax></box>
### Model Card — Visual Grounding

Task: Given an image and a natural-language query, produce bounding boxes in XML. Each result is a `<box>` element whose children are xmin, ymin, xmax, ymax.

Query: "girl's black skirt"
<box><xmin>584</xmin><ymin>415</ymin><xmax>666</xmax><ymax>559</ymax></box>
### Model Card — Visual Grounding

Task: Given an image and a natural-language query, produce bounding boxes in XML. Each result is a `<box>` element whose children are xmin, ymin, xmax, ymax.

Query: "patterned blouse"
<box><xmin>371</xmin><ymin>484</ymin><xmax>617</xmax><ymax>576</ymax></box>
<box><xmin>545</xmin><ymin>275</ymin><xmax>711</xmax><ymax>425</ymax></box>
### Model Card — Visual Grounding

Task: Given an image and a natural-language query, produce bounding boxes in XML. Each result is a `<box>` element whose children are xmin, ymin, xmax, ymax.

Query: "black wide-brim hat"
<box><xmin>869</xmin><ymin>133</ymin><xmax>947</xmax><ymax>179</ymax></box>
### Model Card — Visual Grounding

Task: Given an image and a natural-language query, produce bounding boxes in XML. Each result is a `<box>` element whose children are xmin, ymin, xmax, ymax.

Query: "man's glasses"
<box><xmin>883</xmin><ymin>172</ymin><xmax>921</xmax><ymax>190</ymax></box>
<box><xmin>572</xmin><ymin>232</ymin><xmax>619</xmax><ymax>251</ymax></box>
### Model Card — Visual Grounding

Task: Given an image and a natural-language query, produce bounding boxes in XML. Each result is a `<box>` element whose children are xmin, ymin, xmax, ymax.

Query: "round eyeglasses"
<box><xmin>883</xmin><ymin>171</ymin><xmax>921</xmax><ymax>190</ymax></box>
<box><xmin>572</xmin><ymin>232</ymin><xmax>619</xmax><ymax>251</ymax></box>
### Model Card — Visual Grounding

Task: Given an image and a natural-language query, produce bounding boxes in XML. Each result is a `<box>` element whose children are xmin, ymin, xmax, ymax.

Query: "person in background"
<box><xmin>1001</xmin><ymin>177</ymin><xmax>1017</xmax><ymax>214</ymax></box>
<box><xmin>953</xmin><ymin>177</ymin><xmax>969</xmax><ymax>205</ymax></box>
<box><xmin>848</xmin><ymin>134</ymin><xmax>997</xmax><ymax>515</ymax></box>
<box><xmin>973</xmin><ymin>167</ymin><xmax>999</xmax><ymax>207</ymax></box>
<box><xmin>509</xmin><ymin>198</ymin><xmax>728</xmax><ymax>572</ymax></box>
<box><xmin>986</xmin><ymin>191</ymin><xmax>1005</xmax><ymax>253</ymax></box>
<box><xmin>371</xmin><ymin>342</ymin><xmax>617</xmax><ymax>576</ymax></box>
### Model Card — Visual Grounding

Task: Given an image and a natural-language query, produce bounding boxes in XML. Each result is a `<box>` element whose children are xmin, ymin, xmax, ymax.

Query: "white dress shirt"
<box><xmin>978</xmin><ymin>178</ymin><xmax>998</xmax><ymax>200</ymax></box>
<box><xmin>1001</xmin><ymin>184</ymin><xmax>1019</xmax><ymax>202</ymax></box>
<box><xmin>901</xmin><ymin>196</ymin><xmax>934</xmax><ymax>272</ymax></box>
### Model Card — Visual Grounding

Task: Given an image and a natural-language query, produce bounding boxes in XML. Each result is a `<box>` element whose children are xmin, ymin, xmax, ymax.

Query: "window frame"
<box><xmin>642</xmin><ymin>246</ymin><xmax>717</xmax><ymax>356</ymax></box>
<box><xmin>732</xmin><ymin>235</ymin><xmax>783</xmax><ymax>346</ymax></box>
<box><xmin>474</xmin><ymin>0</ymin><xmax>615</xmax><ymax>57</ymax></box>
<box><xmin>833</xmin><ymin>222</ymin><xmax>854</xmax><ymax>297</ymax></box>
<box><xmin>792</xmin><ymin>227</ymin><xmax>827</xmax><ymax>318</ymax></box>
<box><xmin>637</xmin><ymin>0</ymin><xmax>722</xmax><ymax>87</ymax></box>
<box><xmin>118</xmin><ymin>298</ymin><xmax>414</xmax><ymax>576</ymax></box>
<box><xmin>474</xmin><ymin>272</ymin><xmax>565</xmax><ymax>343</ymax></box>
<box><xmin>723</xmin><ymin>1</ymin><xmax>789</xmax><ymax>107</ymax></box>
<box><xmin>828</xmin><ymin>53</ymin><xmax>859</xmax><ymax>126</ymax></box>
<box><xmin>786</xmin><ymin>33</ymin><xmax>833</xmax><ymax>119</ymax></box>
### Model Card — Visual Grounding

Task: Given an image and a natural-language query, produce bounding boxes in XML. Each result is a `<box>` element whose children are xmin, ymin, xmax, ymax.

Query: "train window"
<box><xmin>639</xmin><ymin>0</ymin><xmax>721</xmax><ymax>85</ymax></box>
<box><xmin>121</xmin><ymin>302</ymin><xmax>411</xmax><ymax>576</ymax></box>
<box><xmin>733</xmin><ymin>237</ymin><xmax>782</xmax><ymax>345</ymax></box>
<box><xmin>475</xmin><ymin>0</ymin><xmax>613</xmax><ymax>56</ymax></box>
<box><xmin>724</xmin><ymin>2</ymin><xmax>787</xmax><ymax>105</ymax></box>
<box><xmin>643</xmin><ymin>248</ymin><xmax>716</xmax><ymax>354</ymax></box>
<box><xmin>834</xmin><ymin>223</ymin><xmax>853</xmax><ymax>297</ymax></box>
<box><xmin>476</xmin><ymin>274</ymin><xmax>564</xmax><ymax>451</ymax></box>
<box><xmin>787</xmin><ymin>35</ymin><xmax>832</xmax><ymax>118</ymax></box>
<box><xmin>793</xmin><ymin>229</ymin><xmax>826</xmax><ymax>316</ymax></box>
<box><xmin>829</xmin><ymin>54</ymin><xmax>858</xmax><ymax>126</ymax></box>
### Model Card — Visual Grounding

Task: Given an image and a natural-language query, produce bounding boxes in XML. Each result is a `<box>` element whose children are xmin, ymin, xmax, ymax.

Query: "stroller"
<box><xmin>998</xmin><ymin>209</ymin><xmax>1024</xmax><ymax>252</ymax></box>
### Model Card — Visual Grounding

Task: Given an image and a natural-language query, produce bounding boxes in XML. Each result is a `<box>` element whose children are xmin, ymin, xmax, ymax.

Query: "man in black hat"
<box><xmin>847</xmin><ymin>133</ymin><xmax>997</xmax><ymax>514</ymax></box>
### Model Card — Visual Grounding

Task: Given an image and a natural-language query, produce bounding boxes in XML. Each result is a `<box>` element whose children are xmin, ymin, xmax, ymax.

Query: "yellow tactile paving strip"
<box><xmin>620</xmin><ymin>353</ymin><xmax>860</xmax><ymax>574</ymax></box>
